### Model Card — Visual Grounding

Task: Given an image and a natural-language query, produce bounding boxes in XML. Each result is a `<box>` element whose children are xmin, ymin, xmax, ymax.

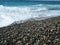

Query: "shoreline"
<box><xmin>0</xmin><ymin>16</ymin><xmax>60</xmax><ymax>28</ymax></box>
<box><xmin>0</xmin><ymin>16</ymin><xmax>60</xmax><ymax>45</ymax></box>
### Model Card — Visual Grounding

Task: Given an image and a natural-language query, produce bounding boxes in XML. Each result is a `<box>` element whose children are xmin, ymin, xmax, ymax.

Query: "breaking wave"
<box><xmin>0</xmin><ymin>4</ymin><xmax>60</xmax><ymax>27</ymax></box>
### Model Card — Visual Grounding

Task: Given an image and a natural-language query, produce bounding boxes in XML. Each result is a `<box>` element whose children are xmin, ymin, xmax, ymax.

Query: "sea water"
<box><xmin>0</xmin><ymin>1</ymin><xmax>60</xmax><ymax>27</ymax></box>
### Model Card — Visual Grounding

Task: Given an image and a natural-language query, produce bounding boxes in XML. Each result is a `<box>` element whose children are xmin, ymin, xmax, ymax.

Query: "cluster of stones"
<box><xmin>0</xmin><ymin>17</ymin><xmax>60</xmax><ymax>45</ymax></box>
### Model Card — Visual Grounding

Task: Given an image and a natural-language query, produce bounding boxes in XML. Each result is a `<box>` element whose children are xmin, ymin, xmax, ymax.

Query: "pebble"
<box><xmin>0</xmin><ymin>16</ymin><xmax>60</xmax><ymax>45</ymax></box>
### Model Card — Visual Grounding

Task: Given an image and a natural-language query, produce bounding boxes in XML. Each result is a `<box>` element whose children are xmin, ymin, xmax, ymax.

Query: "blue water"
<box><xmin>0</xmin><ymin>1</ymin><xmax>60</xmax><ymax>6</ymax></box>
<box><xmin>0</xmin><ymin>1</ymin><xmax>60</xmax><ymax>27</ymax></box>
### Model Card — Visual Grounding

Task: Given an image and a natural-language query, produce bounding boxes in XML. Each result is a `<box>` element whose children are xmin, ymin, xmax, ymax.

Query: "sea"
<box><xmin>0</xmin><ymin>1</ymin><xmax>60</xmax><ymax>27</ymax></box>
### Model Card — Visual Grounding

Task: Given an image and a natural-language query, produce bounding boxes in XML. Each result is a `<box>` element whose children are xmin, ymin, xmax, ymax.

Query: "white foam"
<box><xmin>0</xmin><ymin>4</ymin><xmax>60</xmax><ymax>27</ymax></box>
<box><xmin>0</xmin><ymin>15</ymin><xmax>14</xmax><ymax>27</ymax></box>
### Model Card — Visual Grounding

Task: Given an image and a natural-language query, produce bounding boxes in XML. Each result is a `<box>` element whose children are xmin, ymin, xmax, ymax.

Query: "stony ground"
<box><xmin>0</xmin><ymin>16</ymin><xmax>60</xmax><ymax>45</ymax></box>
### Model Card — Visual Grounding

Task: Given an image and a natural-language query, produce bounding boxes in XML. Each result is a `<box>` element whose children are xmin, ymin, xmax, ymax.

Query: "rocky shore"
<box><xmin>0</xmin><ymin>16</ymin><xmax>60</xmax><ymax>45</ymax></box>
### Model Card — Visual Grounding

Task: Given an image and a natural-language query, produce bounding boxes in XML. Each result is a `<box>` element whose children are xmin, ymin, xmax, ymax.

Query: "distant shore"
<box><xmin>0</xmin><ymin>16</ymin><xmax>60</xmax><ymax>45</ymax></box>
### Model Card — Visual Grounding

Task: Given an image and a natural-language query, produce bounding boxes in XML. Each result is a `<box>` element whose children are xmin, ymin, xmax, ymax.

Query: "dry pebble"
<box><xmin>0</xmin><ymin>16</ymin><xmax>60</xmax><ymax>45</ymax></box>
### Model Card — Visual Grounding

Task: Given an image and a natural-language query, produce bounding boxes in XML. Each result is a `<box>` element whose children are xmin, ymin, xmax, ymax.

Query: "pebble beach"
<box><xmin>0</xmin><ymin>16</ymin><xmax>60</xmax><ymax>45</ymax></box>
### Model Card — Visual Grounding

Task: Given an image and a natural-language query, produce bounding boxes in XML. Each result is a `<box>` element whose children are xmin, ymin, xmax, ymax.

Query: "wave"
<box><xmin>0</xmin><ymin>4</ymin><xmax>60</xmax><ymax>27</ymax></box>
